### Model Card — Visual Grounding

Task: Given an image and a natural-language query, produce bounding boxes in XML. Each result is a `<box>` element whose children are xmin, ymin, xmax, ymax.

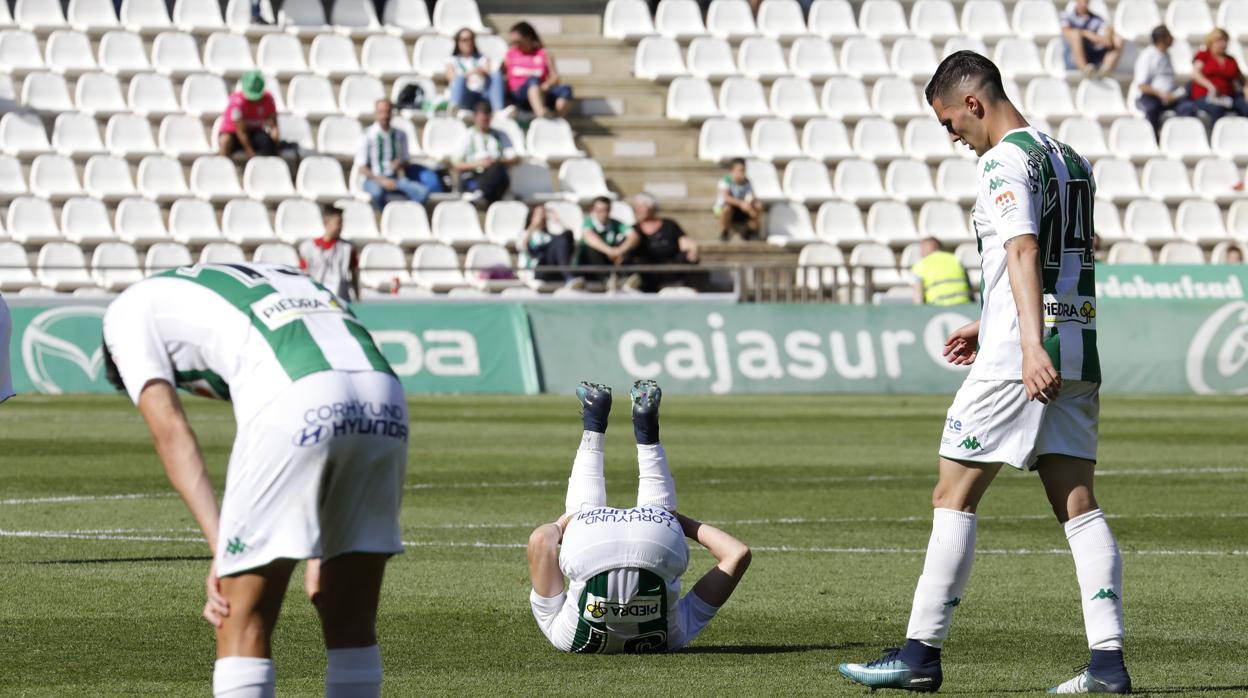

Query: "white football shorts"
<box><xmin>215</xmin><ymin>369</ymin><xmax>408</xmax><ymax>577</ymax></box>
<box><xmin>938</xmin><ymin>378</ymin><xmax>1099</xmax><ymax>471</ymax></box>
<box><xmin>0</xmin><ymin>296</ymin><xmax>13</xmax><ymax>404</ymax></box>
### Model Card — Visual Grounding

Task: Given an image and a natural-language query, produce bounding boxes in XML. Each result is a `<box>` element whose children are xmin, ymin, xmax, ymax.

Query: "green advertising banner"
<box><xmin>525</xmin><ymin>300</ymin><xmax>1248</xmax><ymax>396</ymax></box>
<box><xmin>4</xmin><ymin>301</ymin><xmax>540</xmax><ymax>396</ymax></box>
<box><xmin>1096</xmin><ymin>265</ymin><xmax>1248</xmax><ymax>300</ymax></box>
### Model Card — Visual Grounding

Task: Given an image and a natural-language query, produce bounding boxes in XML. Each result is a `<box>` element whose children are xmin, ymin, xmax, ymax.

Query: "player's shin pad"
<box><xmin>565</xmin><ymin>431</ymin><xmax>607</xmax><ymax>516</ymax></box>
<box><xmin>905</xmin><ymin>508</ymin><xmax>977</xmax><ymax>647</ymax></box>
<box><xmin>635</xmin><ymin>443</ymin><xmax>676</xmax><ymax>512</ymax></box>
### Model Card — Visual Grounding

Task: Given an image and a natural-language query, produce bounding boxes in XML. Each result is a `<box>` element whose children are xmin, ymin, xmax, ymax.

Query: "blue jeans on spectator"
<box><xmin>508</xmin><ymin>76</ymin><xmax>574</xmax><ymax>113</ymax></box>
<box><xmin>1063</xmin><ymin>39</ymin><xmax>1109</xmax><ymax>69</ymax></box>
<box><xmin>1136</xmin><ymin>94</ymin><xmax>1198</xmax><ymax>140</ymax></box>
<box><xmin>362</xmin><ymin>172</ymin><xmax>429</xmax><ymax>212</ymax></box>
<box><xmin>451</xmin><ymin>72</ymin><xmax>506</xmax><ymax>112</ymax></box>
<box><xmin>1189</xmin><ymin>95</ymin><xmax>1248</xmax><ymax>123</ymax></box>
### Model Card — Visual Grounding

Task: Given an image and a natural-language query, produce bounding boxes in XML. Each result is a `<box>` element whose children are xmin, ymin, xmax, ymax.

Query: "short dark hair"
<box><xmin>473</xmin><ymin>101</ymin><xmax>492</xmax><ymax>115</ymax></box>
<box><xmin>1151</xmin><ymin>25</ymin><xmax>1172</xmax><ymax>45</ymax></box>
<box><xmin>591</xmin><ymin>196</ymin><xmax>612</xmax><ymax>209</ymax></box>
<box><xmin>728</xmin><ymin>157</ymin><xmax>746</xmax><ymax>168</ymax></box>
<box><xmin>101</xmin><ymin>339</ymin><xmax>126</xmax><ymax>393</ymax></box>
<box><xmin>322</xmin><ymin>204</ymin><xmax>342</xmax><ymax>219</ymax></box>
<box><xmin>509</xmin><ymin>21</ymin><xmax>542</xmax><ymax>47</ymax></box>
<box><xmin>924</xmin><ymin>51</ymin><xmax>1007</xmax><ymax>106</ymax></box>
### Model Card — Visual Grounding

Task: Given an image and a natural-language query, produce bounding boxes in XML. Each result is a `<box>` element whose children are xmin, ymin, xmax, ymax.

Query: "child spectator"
<box><xmin>218</xmin><ymin>71</ymin><xmax>280</xmax><ymax>159</ymax></box>
<box><xmin>714</xmin><ymin>158</ymin><xmax>761</xmax><ymax>241</ymax></box>
<box><xmin>298</xmin><ymin>204</ymin><xmax>360</xmax><ymax>304</ymax></box>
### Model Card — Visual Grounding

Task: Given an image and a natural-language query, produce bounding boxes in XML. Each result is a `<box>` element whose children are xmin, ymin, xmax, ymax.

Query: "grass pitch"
<box><xmin>1</xmin><ymin>393</ymin><xmax>1246</xmax><ymax>697</ymax></box>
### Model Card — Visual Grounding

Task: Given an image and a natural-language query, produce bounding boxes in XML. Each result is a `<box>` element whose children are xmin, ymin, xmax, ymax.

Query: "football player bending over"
<box><xmin>527</xmin><ymin>380</ymin><xmax>751</xmax><ymax>654</ymax></box>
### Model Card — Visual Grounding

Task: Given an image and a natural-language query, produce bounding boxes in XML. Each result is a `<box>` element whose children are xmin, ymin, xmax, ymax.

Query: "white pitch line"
<box><xmin>3</xmin><ymin>466</ymin><xmax>1245</xmax><ymax>506</ymax></box>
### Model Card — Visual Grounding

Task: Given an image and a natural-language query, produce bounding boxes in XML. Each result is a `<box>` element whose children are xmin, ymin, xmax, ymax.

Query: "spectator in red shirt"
<box><xmin>218</xmin><ymin>70</ymin><xmax>280</xmax><ymax>159</ymax></box>
<box><xmin>1190</xmin><ymin>28</ymin><xmax>1248</xmax><ymax>122</ymax></box>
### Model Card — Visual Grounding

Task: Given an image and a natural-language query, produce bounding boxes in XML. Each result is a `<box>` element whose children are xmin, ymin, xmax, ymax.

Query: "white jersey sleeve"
<box><xmin>102</xmin><ymin>287</ymin><xmax>177</xmax><ymax>404</ymax></box>
<box><xmin>978</xmin><ymin>145</ymin><xmax>1038</xmax><ymax>243</ymax></box>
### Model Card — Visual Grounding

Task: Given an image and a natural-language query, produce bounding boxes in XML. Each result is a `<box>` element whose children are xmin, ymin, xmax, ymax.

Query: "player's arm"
<box><xmin>677</xmin><ymin>513</ymin><xmax>751</xmax><ymax>608</ymax></box>
<box><xmin>527</xmin><ymin>514</ymin><xmax>570</xmax><ymax>598</ymax></box>
<box><xmin>1005</xmin><ymin>235</ymin><xmax>1059</xmax><ymax>403</ymax></box>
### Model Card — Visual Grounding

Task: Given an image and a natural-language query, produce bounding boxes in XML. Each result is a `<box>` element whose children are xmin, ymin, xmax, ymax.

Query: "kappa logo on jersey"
<box><xmin>1090</xmin><ymin>588</ymin><xmax>1120</xmax><ymax>601</ymax></box>
<box><xmin>582</xmin><ymin>595</ymin><xmax>663</xmax><ymax>623</ymax></box>
<box><xmin>983</xmin><ymin>160</ymin><xmax>1001</xmax><ymax>173</ymax></box>
<box><xmin>959</xmin><ymin>436</ymin><xmax>982</xmax><ymax>450</ymax></box>
<box><xmin>251</xmin><ymin>292</ymin><xmax>344</xmax><ymax>331</ymax></box>
<box><xmin>225</xmin><ymin>537</ymin><xmax>247</xmax><ymax>555</ymax></box>
<box><xmin>988</xmin><ymin>176</ymin><xmax>1006</xmax><ymax>192</ymax></box>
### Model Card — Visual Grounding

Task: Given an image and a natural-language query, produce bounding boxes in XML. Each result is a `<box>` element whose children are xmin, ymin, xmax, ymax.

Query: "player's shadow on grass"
<box><xmin>942</xmin><ymin>686</ymin><xmax>1248</xmax><ymax>695</ymax></box>
<box><xmin>33</xmin><ymin>555</ymin><xmax>212</xmax><ymax>565</ymax></box>
<box><xmin>678</xmin><ymin>642</ymin><xmax>866</xmax><ymax>655</ymax></box>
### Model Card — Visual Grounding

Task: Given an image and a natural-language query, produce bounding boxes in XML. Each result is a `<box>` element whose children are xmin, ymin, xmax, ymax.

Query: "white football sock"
<box><xmin>565</xmin><ymin>431</ymin><xmax>607</xmax><ymax>516</ymax></box>
<box><xmin>213</xmin><ymin>656</ymin><xmax>274</xmax><ymax>698</ymax></box>
<box><xmin>635</xmin><ymin>443</ymin><xmax>677</xmax><ymax>511</ymax></box>
<box><xmin>1065</xmin><ymin>509</ymin><xmax>1124</xmax><ymax>650</ymax></box>
<box><xmin>325</xmin><ymin>645</ymin><xmax>383</xmax><ymax>698</ymax></box>
<box><xmin>905</xmin><ymin>508</ymin><xmax>977</xmax><ymax>648</ymax></box>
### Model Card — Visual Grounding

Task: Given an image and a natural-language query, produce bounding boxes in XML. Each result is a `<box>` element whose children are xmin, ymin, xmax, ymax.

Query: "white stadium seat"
<box><xmin>758</xmin><ymin>0</ymin><xmax>808</xmax><ymax>40</ymax></box>
<box><xmin>687</xmin><ymin>37</ymin><xmax>737</xmax><ymax>81</ymax></box>
<box><xmin>242</xmin><ymin>156</ymin><xmax>296</xmax><ymax>203</ymax></box>
<box><xmin>361</xmin><ymin>35</ymin><xmax>413</xmax><ymax>79</ymax></box>
<box><xmin>128</xmin><ymin>72</ymin><xmax>180</xmax><ymax>119</ymax></box>
<box><xmin>180</xmin><ymin>73</ymin><xmax>229</xmax><ymax>119</ymax></box>
<box><xmin>316</xmin><ymin>116</ymin><xmax>363</xmax><ymax>159</ymax></box>
<box><xmin>718</xmin><ymin>77</ymin><xmax>770</xmax><ymax>121</ymax></box>
<box><xmin>7</xmin><ymin>196</ymin><xmax>62</xmax><ymax>244</ymax></box>
<box><xmin>172</xmin><ymin>0</ymin><xmax>224</xmax><ymax>34</ymax></box>
<box><xmin>256</xmin><ymin>33</ymin><xmax>309</xmax><ymax>79</ymax></box>
<box><xmin>667</xmin><ymin>77</ymin><xmax>718</xmax><ymax>122</ymax></box>
<box><xmin>37</xmin><ymin>242</ymin><xmax>93</xmax><ymax>290</ymax></box>
<box><xmin>867</xmin><ymin>201</ymin><xmax>920</xmax><ymax>246</ymax></box>
<box><xmin>918</xmin><ymin>200</ymin><xmax>972</xmax><ymax>244</ymax></box>
<box><xmin>698</xmin><ymin>117</ymin><xmax>750</xmax><ymax>162</ymax></box>
<box><xmin>338</xmin><ymin>75</ymin><xmax>386</xmax><ymax>119</ymax></box>
<box><xmin>190</xmin><ymin>155</ymin><xmax>244</xmax><ymax>202</ymax></box>
<box><xmin>1012</xmin><ymin>0</ymin><xmax>1061</xmax><ymax>42</ymax></box>
<box><xmin>909</xmin><ymin>0</ymin><xmax>960</xmax><ymax>42</ymax></box>
<box><xmin>412</xmin><ymin>35</ymin><xmax>453</xmax><ymax>77</ymax></box>
<box><xmin>15</xmin><ymin>0</ymin><xmax>67</xmax><ymax>34</ymax></box>
<box><xmin>0</xmin><ymin>241</ymin><xmax>38</xmax><ymax>291</ymax></box>
<box><xmin>21</xmin><ymin>72</ymin><xmax>74</xmax><ymax>113</ymax></box>
<box><xmin>1166</xmin><ymin>0</ymin><xmax>1214</xmax><ymax>43</ymax></box>
<box><xmin>770</xmin><ymin>77</ymin><xmax>821</xmax><ymax>122</ymax></box>
<box><xmin>68</xmin><ymin>0</ymin><xmax>121</xmax><ymax>35</ymax></box>
<box><xmin>484</xmin><ymin>201</ymin><xmax>529</xmax><ymax>247</ymax></box>
<box><xmin>51</xmin><ymin>113</ymin><xmax>105</xmax><ymax>159</ymax></box>
<box><xmin>1025</xmin><ymin>78</ymin><xmax>1077</xmax><ymax>121</ymax></box>
<box><xmin>253</xmin><ymin>242</ymin><xmax>300</xmax><ymax>266</ymax></box>
<box><xmin>200</xmin><ymin>241</ymin><xmax>247</xmax><ymax>265</ymax></box>
<box><xmin>411</xmin><ymin>242</ymin><xmax>466</xmax><ymax>291</ymax></box>
<box><xmin>1192</xmin><ymin>157</ymin><xmax>1245</xmax><ymax>204</ymax></box>
<box><xmin>852</xmin><ymin>118</ymin><xmax>906</xmax><ymax>163</ymax></box>
<box><xmin>944</xmin><ymin>36</ymin><xmax>988</xmax><ymax>59</ymax></box>
<box><xmin>525</xmin><ymin>118</ymin><xmax>586</xmax><ymax>163</ymax></box>
<box><xmin>287</xmin><ymin>74</ymin><xmax>339</xmax><ymax>120</ymax></box>
<box><xmin>745</xmin><ymin>158</ymin><xmax>785</xmax><ymax>203</ymax></box>
<box><xmin>1057</xmin><ymin>118</ymin><xmax>1110</xmax><ymax>161</ymax></box>
<box><xmin>62</xmin><ymin>196</ymin><xmax>116</xmax><ymax>244</ymax></box>
<box><xmin>280</xmin><ymin>0</ymin><xmax>330</xmax><ymax>37</ymax></box>
<box><xmin>1123</xmin><ymin>199</ymin><xmax>1178</xmax><ymax>244</ymax></box>
<box><xmin>1093</xmin><ymin>158</ymin><xmax>1144</xmax><ymax>205</ymax></box>
<box><xmin>808</xmin><ymin>0</ymin><xmax>857</xmax><ymax>41</ymax></box>
<box><xmin>296</xmin><ymin>155</ymin><xmax>350</xmax><ymax>202</ymax></box>
<box><xmin>706</xmin><ymin>0</ymin><xmax>757</xmax><ymax>40</ymax></box>
<box><xmin>83</xmin><ymin>153</ymin><xmax>138</xmax><ymax>202</ymax></box>
<box><xmin>655</xmin><ymin>0</ymin><xmax>707</xmax><ymax>40</ymax></box>
<box><xmin>158</xmin><ymin>114</ymin><xmax>213</xmax><ymax>161</ymax></box>
<box><xmin>815</xmin><ymin>201</ymin><xmax>870</xmax><ymax>246</ymax></box>
<box><xmin>904</xmin><ymin>118</ymin><xmax>955</xmax><ymax>163</ymax></box>
<box><xmin>1160</xmin><ymin>116</ymin><xmax>1213</xmax><ymax>164</ymax></box>
<box><xmin>788</xmin><ymin>36</ymin><xmax>838</xmax><ymax>81</ymax></box>
<box><xmin>114</xmin><ymin>196</ymin><xmax>170</xmax><ymax>244</ymax></box>
<box><xmin>168</xmin><ymin>197</ymin><xmax>223</xmax><ymax>244</ymax></box>
<box><xmin>343</xmin><ymin>200</ymin><xmax>384</xmax><ymax>243</ymax></box>
<box><xmin>29</xmin><ymin>154</ymin><xmax>83</xmax><ymax>202</ymax></box>
<box><xmin>431</xmin><ymin>0</ymin><xmax>487</xmax><ymax>36</ymax></box>
<box><xmin>1211</xmin><ymin>240</ymin><xmax>1246</xmax><ymax>264</ymax></box>
<box><xmin>859</xmin><ymin>0</ymin><xmax>908</xmax><ymax>40</ymax></box>
<box><xmin>834</xmin><ymin>159</ymin><xmax>888</xmax><ymax>205</ymax></box>
<box><xmin>332</xmin><ymin>0</ymin><xmax>382</xmax><ymax>37</ymax></box>
<box><xmin>821</xmin><ymin>77</ymin><xmax>873</xmax><ymax>121</ymax></box>
<box><xmin>738</xmin><ymin>37</ymin><xmax>788</xmax><ymax>81</ymax></box>
<box><xmin>1109</xmin><ymin>117</ymin><xmax>1162</xmax><ymax>163</ymax></box>
<box><xmin>105</xmin><ymin>113</ymin><xmax>159</xmax><ymax>159</ymax></box>
<box><xmin>994</xmin><ymin>38</ymin><xmax>1047</xmax><ymax>81</ymax></box>
<box><xmin>359</xmin><ymin>242</ymin><xmax>411</xmax><ymax>289</ymax></box>
<box><xmin>1107</xmin><ymin>240</ymin><xmax>1154</xmax><ymax>264</ymax></box>
<box><xmin>431</xmin><ymin>200</ymin><xmax>487</xmax><ymax>245</ymax></box>
<box><xmin>936</xmin><ymin>159</ymin><xmax>977</xmax><ymax>205</ymax></box>
<box><xmin>1113</xmin><ymin>0</ymin><xmax>1162</xmax><ymax>43</ymax></box>
<box><xmin>765</xmin><ymin>201</ymin><xmax>816</xmax><ymax>247</ymax></box>
<box><xmin>872</xmin><ymin>78</ymin><xmax>924</xmax><ymax>122</ymax></box>
<box><xmin>224</xmin><ymin>0</ymin><xmax>278</xmax><ymax>36</ymax></box>
<box><xmin>144</xmin><ymin>241</ymin><xmax>193</xmax><ymax>274</ymax></box>
<box><xmin>203</xmin><ymin>31</ymin><xmax>256</xmax><ymax>78</ymax></box>
<box><xmin>1222</xmin><ymin>0</ymin><xmax>1248</xmax><ymax>42</ymax></box>
<box><xmin>961</xmin><ymin>0</ymin><xmax>1011</xmax><ymax>41</ymax></box>
<box><xmin>0</xmin><ymin>154</ymin><xmax>27</xmax><ymax>200</ymax></box>
<box><xmin>848</xmin><ymin>242</ymin><xmax>903</xmax><ymax>290</ymax></box>
<box><xmin>604</xmin><ymin>0</ymin><xmax>655</xmax><ymax>40</ymax></box>
<box><xmin>120</xmin><ymin>0</ymin><xmax>171</xmax><ymax>35</ymax></box>
<box><xmin>1076</xmin><ymin>79</ymin><xmax>1127</xmax><ymax>123</ymax></box>
<box><xmin>379</xmin><ymin>200</ymin><xmax>432</xmax><ymax>246</ymax></box>
<box><xmin>558</xmin><ymin>158</ymin><xmax>614</xmax><ymax>203</ymax></box>
<box><xmin>750</xmin><ymin>117</ymin><xmax>803</xmax><ymax>163</ymax></box>
<box><xmin>136</xmin><ymin>155</ymin><xmax>190</xmax><ymax>203</ymax></box>
<box><xmin>885</xmin><ymin>158</ymin><xmax>939</xmax><ymax>205</ymax></box>
<box><xmin>1</xmin><ymin>112</ymin><xmax>51</xmax><ymax>158</ymax></box>
<box><xmin>272</xmin><ymin>198</ymin><xmax>322</xmax><ymax>243</ymax></box>
<box><xmin>310</xmin><ymin>34</ymin><xmax>362</xmax><ymax>79</ymax></box>
<box><xmin>1094</xmin><ymin>200</ymin><xmax>1127</xmax><ymax>243</ymax></box>
<box><xmin>1211</xmin><ymin>116</ymin><xmax>1248</xmax><ymax>164</ymax></box>
<box><xmin>45</xmin><ymin>29</ymin><xmax>99</xmax><ymax>76</ymax></box>
<box><xmin>634</xmin><ymin>37</ymin><xmax>686</xmax><ymax>81</ymax></box>
<box><xmin>1230</xmin><ymin>201</ymin><xmax>1248</xmax><ymax>242</ymax></box>
<box><xmin>891</xmin><ymin>37</ymin><xmax>939</xmax><ymax>82</ymax></box>
<box><xmin>0</xmin><ymin>30</ymin><xmax>45</xmax><ymax>79</ymax></box>
<box><xmin>840</xmin><ymin>37</ymin><xmax>891</xmax><ymax>80</ymax></box>
<box><xmin>421</xmin><ymin>117</ymin><xmax>468</xmax><ymax>162</ymax></box>
<box><xmin>221</xmin><ymin>199</ymin><xmax>277</xmax><ymax>245</ymax></box>
<box><xmin>512</xmin><ymin>162</ymin><xmax>560</xmax><ymax>202</ymax></box>
<box><xmin>98</xmin><ymin>30</ymin><xmax>151</xmax><ymax>77</ymax></box>
<box><xmin>1175</xmin><ymin>200</ymin><xmax>1230</xmax><ymax>245</ymax></box>
<box><xmin>802</xmin><ymin>117</ymin><xmax>854</xmax><ymax>163</ymax></box>
<box><xmin>1158</xmin><ymin>241</ymin><xmax>1206</xmax><ymax>265</ymax></box>
<box><xmin>464</xmin><ymin>243</ymin><xmax>520</xmax><ymax>291</ymax></box>
<box><xmin>783</xmin><ymin>158</ymin><xmax>835</xmax><ymax>205</ymax></box>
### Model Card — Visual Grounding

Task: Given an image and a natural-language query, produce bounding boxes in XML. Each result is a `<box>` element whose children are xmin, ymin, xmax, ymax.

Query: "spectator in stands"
<box><xmin>502</xmin><ymin>21</ymin><xmax>573</xmax><ymax>119</ymax></box>
<box><xmin>1227</xmin><ymin>246</ymin><xmax>1244</xmax><ymax>264</ymax></box>
<box><xmin>910</xmin><ymin>238</ymin><xmax>972</xmax><ymax>306</ymax></box>
<box><xmin>521</xmin><ymin>205</ymin><xmax>582</xmax><ymax>287</ymax></box>
<box><xmin>447</xmin><ymin>28</ymin><xmax>505</xmax><ymax>115</ymax></box>
<box><xmin>714</xmin><ymin>158</ymin><xmax>761</xmax><ymax>242</ymax></box>
<box><xmin>454</xmin><ymin>102</ymin><xmax>519</xmax><ymax>204</ymax></box>
<box><xmin>357</xmin><ymin>98</ymin><xmax>429</xmax><ymax>213</ymax></box>
<box><xmin>576</xmin><ymin>196</ymin><xmax>632</xmax><ymax>280</ymax></box>
<box><xmin>1190</xmin><ymin>28</ymin><xmax>1248</xmax><ymax>122</ymax></box>
<box><xmin>619</xmin><ymin>193</ymin><xmax>700</xmax><ymax>293</ymax></box>
<box><xmin>1060</xmin><ymin>0</ymin><xmax>1124</xmax><ymax>78</ymax></box>
<box><xmin>1135</xmin><ymin>25</ymin><xmax>1198</xmax><ymax>140</ymax></box>
<box><xmin>218</xmin><ymin>71</ymin><xmax>280</xmax><ymax>160</ymax></box>
<box><xmin>298</xmin><ymin>204</ymin><xmax>360</xmax><ymax>304</ymax></box>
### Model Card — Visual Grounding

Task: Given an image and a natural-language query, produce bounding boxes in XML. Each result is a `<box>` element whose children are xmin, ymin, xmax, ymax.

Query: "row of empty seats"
<box><xmin>609</xmin><ymin>0</ymin><xmax>1248</xmax><ymax>45</ymax></box>
<box><xmin>0</xmin><ymin>0</ymin><xmax>488</xmax><ymax>39</ymax></box>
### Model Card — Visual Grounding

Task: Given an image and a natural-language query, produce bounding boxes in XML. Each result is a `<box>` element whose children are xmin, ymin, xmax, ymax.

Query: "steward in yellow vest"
<box><xmin>911</xmin><ymin>239</ymin><xmax>972</xmax><ymax>305</ymax></box>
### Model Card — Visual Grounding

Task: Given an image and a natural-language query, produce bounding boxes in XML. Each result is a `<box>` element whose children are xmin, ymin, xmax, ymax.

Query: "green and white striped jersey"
<box><xmin>102</xmin><ymin>263</ymin><xmax>392</xmax><ymax>421</ymax></box>
<box><xmin>969</xmin><ymin>127</ymin><xmax>1100</xmax><ymax>382</ymax></box>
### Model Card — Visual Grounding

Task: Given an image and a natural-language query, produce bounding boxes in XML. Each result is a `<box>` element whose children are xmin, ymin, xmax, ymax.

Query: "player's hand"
<box><xmin>379</xmin><ymin>177</ymin><xmax>397</xmax><ymax>191</ymax></box>
<box><xmin>942</xmin><ymin>321</ymin><xmax>980</xmax><ymax>366</ymax></box>
<box><xmin>1022</xmin><ymin>345</ymin><xmax>1061</xmax><ymax>404</ymax></box>
<box><xmin>203</xmin><ymin>562</ymin><xmax>229</xmax><ymax>628</ymax></box>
